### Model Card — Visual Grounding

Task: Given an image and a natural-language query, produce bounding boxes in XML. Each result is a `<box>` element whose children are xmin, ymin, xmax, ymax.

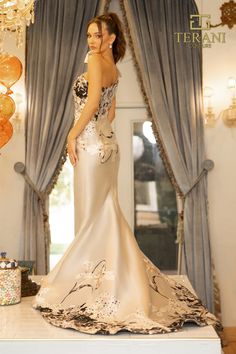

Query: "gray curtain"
<box><xmin>21</xmin><ymin>0</ymin><xmax>103</xmax><ymax>275</ymax></box>
<box><xmin>121</xmin><ymin>0</ymin><xmax>215</xmax><ymax>312</ymax></box>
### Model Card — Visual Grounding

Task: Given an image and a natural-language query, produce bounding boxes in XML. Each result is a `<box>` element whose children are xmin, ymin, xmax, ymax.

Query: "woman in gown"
<box><xmin>33</xmin><ymin>12</ymin><xmax>222</xmax><ymax>335</ymax></box>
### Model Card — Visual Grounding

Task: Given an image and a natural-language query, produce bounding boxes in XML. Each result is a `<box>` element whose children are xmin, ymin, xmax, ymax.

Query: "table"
<box><xmin>0</xmin><ymin>275</ymin><xmax>222</xmax><ymax>354</ymax></box>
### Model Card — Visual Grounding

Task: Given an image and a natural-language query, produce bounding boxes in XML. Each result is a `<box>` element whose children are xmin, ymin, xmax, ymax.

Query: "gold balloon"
<box><xmin>0</xmin><ymin>117</ymin><xmax>13</xmax><ymax>149</ymax></box>
<box><xmin>0</xmin><ymin>93</ymin><xmax>16</xmax><ymax>119</ymax></box>
<box><xmin>0</xmin><ymin>54</ymin><xmax>23</xmax><ymax>95</ymax></box>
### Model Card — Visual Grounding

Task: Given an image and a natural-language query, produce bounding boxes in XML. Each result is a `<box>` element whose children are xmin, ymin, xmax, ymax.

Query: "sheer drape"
<box><xmin>121</xmin><ymin>0</ymin><xmax>215</xmax><ymax>311</ymax></box>
<box><xmin>21</xmin><ymin>0</ymin><xmax>103</xmax><ymax>275</ymax></box>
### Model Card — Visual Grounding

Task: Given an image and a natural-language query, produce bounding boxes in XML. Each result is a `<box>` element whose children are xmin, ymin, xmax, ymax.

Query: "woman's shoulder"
<box><xmin>83</xmin><ymin>50</ymin><xmax>121</xmax><ymax>79</ymax></box>
<box><xmin>89</xmin><ymin>52</ymin><xmax>102</xmax><ymax>59</ymax></box>
<box><xmin>87</xmin><ymin>53</ymin><xmax>102</xmax><ymax>77</ymax></box>
<box><xmin>84</xmin><ymin>51</ymin><xmax>102</xmax><ymax>64</ymax></box>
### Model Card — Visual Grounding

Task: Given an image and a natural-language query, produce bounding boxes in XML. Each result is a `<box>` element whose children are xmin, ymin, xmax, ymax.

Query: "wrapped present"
<box><xmin>0</xmin><ymin>251</ymin><xmax>21</xmax><ymax>305</ymax></box>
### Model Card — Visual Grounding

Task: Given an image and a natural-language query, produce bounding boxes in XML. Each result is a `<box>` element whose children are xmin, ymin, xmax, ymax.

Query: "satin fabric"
<box><xmin>32</xmin><ymin>66</ymin><xmax>222</xmax><ymax>335</ymax></box>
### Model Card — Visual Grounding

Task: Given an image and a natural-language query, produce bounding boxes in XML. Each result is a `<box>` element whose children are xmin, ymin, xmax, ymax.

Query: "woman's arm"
<box><xmin>68</xmin><ymin>53</ymin><xmax>102</xmax><ymax>141</ymax></box>
<box><xmin>107</xmin><ymin>95</ymin><xmax>116</xmax><ymax>123</ymax></box>
<box><xmin>67</xmin><ymin>53</ymin><xmax>102</xmax><ymax>166</ymax></box>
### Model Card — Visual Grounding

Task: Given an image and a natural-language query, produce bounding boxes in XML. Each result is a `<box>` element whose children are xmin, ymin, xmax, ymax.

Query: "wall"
<box><xmin>195</xmin><ymin>0</ymin><xmax>236</xmax><ymax>327</ymax></box>
<box><xmin>0</xmin><ymin>30</ymin><xmax>26</xmax><ymax>260</ymax></box>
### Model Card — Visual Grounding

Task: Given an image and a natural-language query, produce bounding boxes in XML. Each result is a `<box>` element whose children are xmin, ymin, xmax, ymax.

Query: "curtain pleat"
<box><xmin>21</xmin><ymin>0</ymin><xmax>104</xmax><ymax>274</ymax></box>
<box><xmin>120</xmin><ymin>0</ymin><xmax>216</xmax><ymax>312</ymax></box>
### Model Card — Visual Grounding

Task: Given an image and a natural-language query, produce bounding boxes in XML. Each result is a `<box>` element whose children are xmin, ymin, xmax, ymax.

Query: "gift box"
<box><xmin>0</xmin><ymin>252</ymin><xmax>21</xmax><ymax>305</ymax></box>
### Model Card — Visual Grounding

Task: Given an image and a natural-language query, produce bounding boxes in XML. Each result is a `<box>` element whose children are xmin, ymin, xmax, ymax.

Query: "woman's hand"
<box><xmin>67</xmin><ymin>134</ymin><xmax>78</xmax><ymax>167</ymax></box>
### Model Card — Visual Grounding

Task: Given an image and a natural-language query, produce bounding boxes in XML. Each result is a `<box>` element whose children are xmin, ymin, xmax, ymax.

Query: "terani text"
<box><xmin>174</xmin><ymin>32</ymin><xmax>226</xmax><ymax>44</ymax></box>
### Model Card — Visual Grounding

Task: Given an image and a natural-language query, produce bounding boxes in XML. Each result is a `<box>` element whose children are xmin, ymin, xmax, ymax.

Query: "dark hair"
<box><xmin>87</xmin><ymin>12</ymin><xmax>126</xmax><ymax>63</ymax></box>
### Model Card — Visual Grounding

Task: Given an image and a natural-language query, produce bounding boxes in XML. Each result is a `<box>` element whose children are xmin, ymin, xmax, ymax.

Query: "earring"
<box><xmin>109</xmin><ymin>43</ymin><xmax>112</xmax><ymax>49</ymax></box>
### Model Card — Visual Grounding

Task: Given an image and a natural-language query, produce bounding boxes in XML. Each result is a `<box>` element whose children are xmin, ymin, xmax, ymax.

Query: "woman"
<box><xmin>33</xmin><ymin>12</ymin><xmax>222</xmax><ymax>335</ymax></box>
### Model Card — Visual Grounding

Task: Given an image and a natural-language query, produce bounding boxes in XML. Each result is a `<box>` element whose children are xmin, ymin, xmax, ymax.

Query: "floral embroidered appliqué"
<box><xmin>72</xmin><ymin>74</ymin><xmax>119</xmax><ymax>164</ymax></box>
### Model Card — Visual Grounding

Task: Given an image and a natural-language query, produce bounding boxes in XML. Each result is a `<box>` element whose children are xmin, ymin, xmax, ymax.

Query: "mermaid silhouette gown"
<box><xmin>33</xmin><ymin>54</ymin><xmax>222</xmax><ymax>335</ymax></box>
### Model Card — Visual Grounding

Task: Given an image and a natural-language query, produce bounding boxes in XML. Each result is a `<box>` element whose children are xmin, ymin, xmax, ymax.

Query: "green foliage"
<box><xmin>50</xmin><ymin>243</ymin><xmax>69</xmax><ymax>255</ymax></box>
<box><xmin>50</xmin><ymin>160</ymin><xmax>73</xmax><ymax>207</ymax></box>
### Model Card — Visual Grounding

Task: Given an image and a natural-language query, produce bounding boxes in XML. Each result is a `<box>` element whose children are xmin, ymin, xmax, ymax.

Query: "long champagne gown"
<box><xmin>33</xmin><ymin>55</ymin><xmax>222</xmax><ymax>335</ymax></box>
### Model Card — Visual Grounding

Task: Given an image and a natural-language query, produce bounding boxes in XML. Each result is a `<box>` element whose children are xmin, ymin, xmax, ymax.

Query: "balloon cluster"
<box><xmin>0</xmin><ymin>54</ymin><xmax>23</xmax><ymax>150</ymax></box>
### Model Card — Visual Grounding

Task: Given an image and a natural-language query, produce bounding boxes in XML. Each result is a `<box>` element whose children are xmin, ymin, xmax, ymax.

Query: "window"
<box><xmin>49</xmin><ymin>158</ymin><xmax>74</xmax><ymax>270</ymax></box>
<box><xmin>133</xmin><ymin>121</ymin><xmax>178</xmax><ymax>272</ymax></box>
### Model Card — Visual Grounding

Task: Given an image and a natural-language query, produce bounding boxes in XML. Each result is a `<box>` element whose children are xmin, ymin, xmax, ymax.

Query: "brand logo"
<box><xmin>174</xmin><ymin>14</ymin><xmax>226</xmax><ymax>48</ymax></box>
<box><xmin>190</xmin><ymin>14</ymin><xmax>211</xmax><ymax>30</ymax></box>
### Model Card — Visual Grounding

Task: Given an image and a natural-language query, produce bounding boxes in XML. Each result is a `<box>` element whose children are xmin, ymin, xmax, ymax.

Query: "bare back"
<box><xmin>84</xmin><ymin>55</ymin><xmax>119</xmax><ymax>87</ymax></box>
